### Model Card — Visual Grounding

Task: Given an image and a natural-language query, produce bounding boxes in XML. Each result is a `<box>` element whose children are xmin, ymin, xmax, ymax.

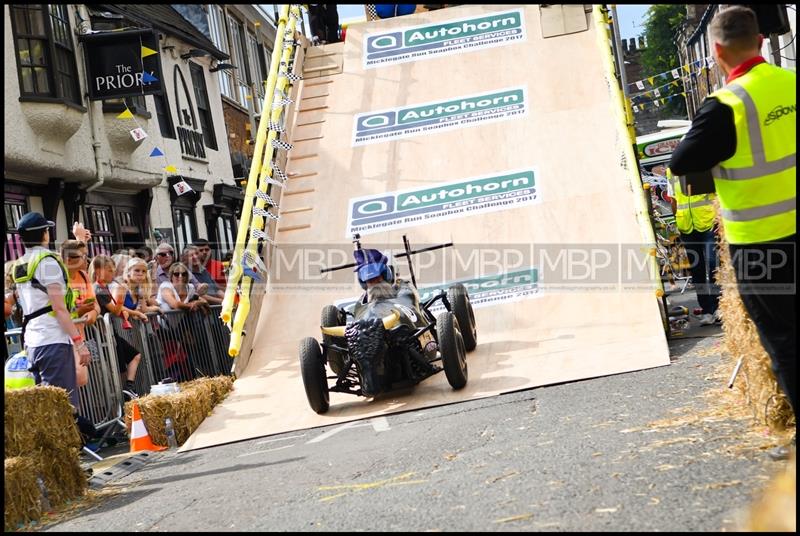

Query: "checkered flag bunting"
<box><xmin>255</xmin><ymin>189</ymin><xmax>280</xmax><ymax>208</ymax></box>
<box><xmin>265</xmin><ymin>177</ymin><xmax>287</xmax><ymax>188</ymax></box>
<box><xmin>267</xmin><ymin>121</ymin><xmax>285</xmax><ymax>133</ymax></box>
<box><xmin>271</xmin><ymin>139</ymin><xmax>293</xmax><ymax>151</ymax></box>
<box><xmin>270</xmin><ymin>162</ymin><xmax>288</xmax><ymax>182</ymax></box>
<box><xmin>252</xmin><ymin>206</ymin><xmax>280</xmax><ymax>220</ymax></box>
<box><xmin>251</xmin><ymin>228</ymin><xmax>275</xmax><ymax>243</ymax></box>
<box><xmin>282</xmin><ymin>72</ymin><xmax>303</xmax><ymax>82</ymax></box>
<box><xmin>272</xmin><ymin>97</ymin><xmax>293</xmax><ymax>109</ymax></box>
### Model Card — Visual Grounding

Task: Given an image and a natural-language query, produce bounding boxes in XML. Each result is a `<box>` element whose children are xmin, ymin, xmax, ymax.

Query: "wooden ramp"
<box><xmin>182</xmin><ymin>5</ymin><xmax>669</xmax><ymax>451</ymax></box>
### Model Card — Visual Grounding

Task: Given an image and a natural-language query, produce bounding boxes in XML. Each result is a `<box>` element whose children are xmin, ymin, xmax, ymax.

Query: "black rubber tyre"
<box><xmin>299</xmin><ymin>337</ymin><xmax>329</xmax><ymax>414</ymax></box>
<box><xmin>321</xmin><ymin>305</ymin><xmax>346</xmax><ymax>374</ymax></box>
<box><xmin>437</xmin><ymin>311</ymin><xmax>468</xmax><ymax>390</ymax></box>
<box><xmin>447</xmin><ymin>284</ymin><xmax>477</xmax><ymax>351</ymax></box>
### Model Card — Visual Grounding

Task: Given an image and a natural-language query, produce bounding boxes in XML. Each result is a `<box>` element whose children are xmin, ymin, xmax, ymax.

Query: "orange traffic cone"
<box><xmin>130</xmin><ymin>400</ymin><xmax>167</xmax><ymax>452</ymax></box>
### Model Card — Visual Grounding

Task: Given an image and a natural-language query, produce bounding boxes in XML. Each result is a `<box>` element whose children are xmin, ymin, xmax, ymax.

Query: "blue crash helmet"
<box><xmin>354</xmin><ymin>248</ymin><xmax>393</xmax><ymax>289</ymax></box>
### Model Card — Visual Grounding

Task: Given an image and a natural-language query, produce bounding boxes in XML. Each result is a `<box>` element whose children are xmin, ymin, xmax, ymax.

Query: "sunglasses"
<box><xmin>172</xmin><ymin>272</ymin><xmax>189</xmax><ymax>278</ymax></box>
<box><xmin>157</xmin><ymin>251</ymin><xmax>173</xmax><ymax>257</ymax></box>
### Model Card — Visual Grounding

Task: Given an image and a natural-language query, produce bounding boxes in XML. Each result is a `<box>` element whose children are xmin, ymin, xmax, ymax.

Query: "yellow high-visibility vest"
<box><xmin>709</xmin><ymin>63</ymin><xmax>796</xmax><ymax>244</ymax></box>
<box><xmin>667</xmin><ymin>169</ymin><xmax>717</xmax><ymax>233</ymax></box>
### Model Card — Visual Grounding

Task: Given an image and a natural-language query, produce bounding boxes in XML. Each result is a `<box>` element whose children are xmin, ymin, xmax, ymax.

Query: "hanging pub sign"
<box><xmin>80</xmin><ymin>29</ymin><xmax>164</xmax><ymax>100</ymax></box>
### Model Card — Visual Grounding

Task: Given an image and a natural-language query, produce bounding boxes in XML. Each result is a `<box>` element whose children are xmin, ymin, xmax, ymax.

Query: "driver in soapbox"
<box><xmin>354</xmin><ymin>249</ymin><xmax>420</xmax><ymax>312</ymax></box>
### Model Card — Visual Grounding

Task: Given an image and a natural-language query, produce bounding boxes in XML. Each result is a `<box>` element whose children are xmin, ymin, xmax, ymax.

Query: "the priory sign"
<box><xmin>81</xmin><ymin>29</ymin><xmax>163</xmax><ymax>100</ymax></box>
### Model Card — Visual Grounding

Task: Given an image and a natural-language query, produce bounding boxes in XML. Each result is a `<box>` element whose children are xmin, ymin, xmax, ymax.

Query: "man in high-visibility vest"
<box><xmin>666</xmin><ymin>168</ymin><xmax>720</xmax><ymax>325</ymax></box>
<box><xmin>670</xmin><ymin>6</ymin><xmax>796</xmax><ymax>460</ymax></box>
<box><xmin>12</xmin><ymin>212</ymin><xmax>91</xmax><ymax>410</ymax></box>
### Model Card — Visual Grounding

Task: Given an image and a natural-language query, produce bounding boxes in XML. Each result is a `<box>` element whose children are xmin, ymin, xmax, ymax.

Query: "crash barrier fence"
<box><xmin>4</xmin><ymin>305</ymin><xmax>233</xmax><ymax>442</ymax></box>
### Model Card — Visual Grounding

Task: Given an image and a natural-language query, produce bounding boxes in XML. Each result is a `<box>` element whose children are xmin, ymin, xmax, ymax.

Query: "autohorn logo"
<box><xmin>364</xmin><ymin>8</ymin><xmax>526</xmax><ymax>69</ymax></box>
<box><xmin>353</xmin><ymin>86</ymin><xmax>527</xmax><ymax>146</ymax></box>
<box><xmin>764</xmin><ymin>104</ymin><xmax>796</xmax><ymax>126</ymax></box>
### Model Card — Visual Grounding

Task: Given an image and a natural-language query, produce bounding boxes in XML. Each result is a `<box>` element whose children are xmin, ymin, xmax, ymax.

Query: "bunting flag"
<box><xmin>265</xmin><ymin>176</ymin><xmax>287</xmax><ymax>188</ymax></box>
<box><xmin>283</xmin><ymin>72</ymin><xmax>303</xmax><ymax>82</ymax></box>
<box><xmin>271</xmin><ymin>139</ymin><xmax>293</xmax><ymax>151</ymax></box>
<box><xmin>653</xmin><ymin>88</ymin><xmax>661</xmax><ymax>98</ymax></box>
<box><xmin>636</xmin><ymin>80</ymin><xmax>645</xmax><ymax>90</ymax></box>
<box><xmin>647</xmin><ymin>76</ymin><xmax>655</xmax><ymax>86</ymax></box>
<box><xmin>683</xmin><ymin>65</ymin><xmax>690</xmax><ymax>74</ymax></box>
<box><xmin>164</xmin><ymin>165</ymin><xmax>178</xmax><ymax>173</ymax></box>
<box><xmin>149</xmin><ymin>147</ymin><xmax>164</xmax><ymax>157</ymax></box>
<box><xmin>253</xmin><ymin>206</ymin><xmax>280</xmax><ymax>220</ymax></box>
<box><xmin>270</xmin><ymin>162</ymin><xmax>288</xmax><ymax>182</ymax></box>
<box><xmin>628</xmin><ymin>55</ymin><xmax>715</xmax><ymax>91</ymax></box>
<box><xmin>633</xmin><ymin>105</ymin><xmax>639</xmax><ymax>113</ymax></box>
<box><xmin>653</xmin><ymin>100</ymin><xmax>660</xmax><ymax>107</ymax></box>
<box><xmin>671</xmin><ymin>69</ymin><xmax>680</xmax><ymax>79</ymax></box>
<box><xmin>117</xmin><ymin>108</ymin><xmax>134</xmax><ymax>119</ymax></box>
<box><xmin>172</xmin><ymin>179</ymin><xmax>194</xmax><ymax>196</ymax></box>
<box><xmin>255</xmin><ymin>189</ymin><xmax>279</xmax><ymax>208</ymax></box>
<box><xmin>242</xmin><ymin>251</ymin><xmax>268</xmax><ymax>282</ymax></box>
<box><xmin>267</xmin><ymin>121</ymin><xmax>285</xmax><ymax>133</ymax></box>
<box><xmin>142</xmin><ymin>71</ymin><xmax>159</xmax><ymax>84</ymax></box>
<box><xmin>251</xmin><ymin>228</ymin><xmax>275</xmax><ymax>244</ymax></box>
<box><xmin>130</xmin><ymin>127</ymin><xmax>148</xmax><ymax>142</ymax></box>
<box><xmin>141</xmin><ymin>46</ymin><xmax>158</xmax><ymax>58</ymax></box>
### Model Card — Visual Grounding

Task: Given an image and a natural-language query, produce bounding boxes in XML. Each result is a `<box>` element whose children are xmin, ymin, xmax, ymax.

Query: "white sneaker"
<box><xmin>714</xmin><ymin>310</ymin><xmax>722</xmax><ymax>323</ymax></box>
<box><xmin>698</xmin><ymin>313</ymin><xmax>714</xmax><ymax>326</ymax></box>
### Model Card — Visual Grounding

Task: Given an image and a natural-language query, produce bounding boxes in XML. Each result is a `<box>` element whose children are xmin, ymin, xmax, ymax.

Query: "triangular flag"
<box><xmin>671</xmin><ymin>81</ymin><xmax>679</xmax><ymax>88</ymax></box>
<box><xmin>671</xmin><ymin>69</ymin><xmax>679</xmax><ymax>79</ymax></box>
<box><xmin>654</xmin><ymin>88</ymin><xmax>661</xmax><ymax>98</ymax></box>
<box><xmin>141</xmin><ymin>46</ymin><xmax>158</xmax><ymax>58</ymax></box>
<box><xmin>683</xmin><ymin>65</ymin><xmax>690</xmax><ymax>74</ymax></box>
<box><xmin>164</xmin><ymin>165</ymin><xmax>178</xmax><ymax>173</ymax></box>
<box><xmin>660</xmin><ymin>73</ymin><xmax>669</xmax><ymax>81</ymax></box>
<box><xmin>117</xmin><ymin>108</ymin><xmax>134</xmax><ymax>119</ymax></box>
<box><xmin>142</xmin><ymin>72</ymin><xmax>158</xmax><ymax>84</ymax></box>
<box><xmin>636</xmin><ymin>80</ymin><xmax>645</xmax><ymax>90</ymax></box>
<box><xmin>661</xmin><ymin>98</ymin><xmax>667</xmax><ymax>105</ymax></box>
<box><xmin>150</xmin><ymin>147</ymin><xmax>164</xmax><ymax>157</ymax></box>
<box><xmin>648</xmin><ymin>76</ymin><xmax>655</xmax><ymax>86</ymax></box>
<box><xmin>633</xmin><ymin>105</ymin><xmax>639</xmax><ymax>113</ymax></box>
<box><xmin>654</xmin><ymin>100</ymin><xmax>660</xmax><ymax>107</ymax></box>
<box><xmin>172</xmin><ymin>180</ymin><xmax>194</xmax><ymax>196</ymax></box>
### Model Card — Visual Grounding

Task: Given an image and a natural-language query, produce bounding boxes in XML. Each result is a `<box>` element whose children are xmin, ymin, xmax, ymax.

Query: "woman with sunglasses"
<box><xmin>156</xmin><ymin>262</ymin><xmax>206</xmax><ymax>314</ymax></box>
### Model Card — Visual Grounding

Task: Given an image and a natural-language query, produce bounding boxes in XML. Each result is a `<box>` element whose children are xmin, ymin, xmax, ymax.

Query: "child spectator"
<box><xmin>123</xmin><ymin>257</ymin><xmax>160</xmax><ymax>314</ymax></box>
<box><xmin>91</xmin><ymin>255</ymin><xmax>144</xmax><ymax>398</ymax></box>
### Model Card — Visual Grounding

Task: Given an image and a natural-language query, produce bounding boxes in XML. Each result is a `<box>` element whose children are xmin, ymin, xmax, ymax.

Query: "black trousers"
<box><xmin>681</xmin><ymin>228</ymin><xmax>720</xmax><ymax>315</ymax></box>
<box><xmin>308</xmin><ymin>4</ymin><xmax>340</xmax><ymax>44</ymax></box>
<box><xmin>729</xmin><ymin>234</ymin><xmax>796</xmax><ymax>415</ymax></box>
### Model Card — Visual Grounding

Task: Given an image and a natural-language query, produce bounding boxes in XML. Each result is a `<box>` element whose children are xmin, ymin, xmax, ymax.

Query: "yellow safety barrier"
<box><xmin>592</xmin><ymin>5</ymin><xmax>664</xmax><ymax>298</ymax></box>
<box><xmin>222</xmin><ymin>4</ymin><xmax>304</xmax><ymax>357</ymax></box>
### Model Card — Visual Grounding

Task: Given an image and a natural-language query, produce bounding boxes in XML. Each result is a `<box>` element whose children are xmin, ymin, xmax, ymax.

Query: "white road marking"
<box><xmin>255</xmin><ymin>434</ymin><xmax>307</xmax><ymax>445</ymax></box>
<box><xmin>237</xmin><ymin>444</ymin><xmax>295</xmax><ymax>458</ymax></box>
<box><xmin>306</xmin><ymin>417</ymin><xmax>391</xmax><ymax>444</ymax></box>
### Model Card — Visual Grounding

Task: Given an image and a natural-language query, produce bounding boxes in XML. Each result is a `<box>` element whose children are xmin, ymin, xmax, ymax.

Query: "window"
<box><xmin>84</xmin><ymin>205</ymin><xmax>115</xmax><ymax>257</ymax></box>
<box><xmin>216</xmin><ymin>214</ymin><xmax>236</xmax><ymax>257</ymax></box>
<box><xmin>208</xmin><ymin>5</ymin><xmax>235</xmax><ymax>101</ymax></box>
<box><xmin>102</xmin><ymin>95</ymin><xmax>149</xmax><ymax>117</ymax></box>
<box><xmin>173</xmin><ymin>207</ymin><xmax>198</xmax><ymax>254</ymax></box>
<box><xmin>153</xmin><ymin>91</ymin><xmax>175</xmax><ymax>138</ymax></box>
<box><xmin>227</xmin><ymin>14</ymin><xmax>251</xmax><ymax>107</ymax></box>
<box><xmin>190</xmin><ymin>63</ymin><xmax>218</xmax><ymax>150</ymax></box>
<box><xmin>248</xmin><ymin>33</ymin><xmax>266</xmax><ymax>114</ymax></box>
<box><xmin>4</xmin><ymin>195</ymin><xmax>28</xmax><ymax>263</ymax></box>
<box><xmin>10</xmin><ymin>4</ymin><xmax>81</xmax><ymax>105</ymax></box>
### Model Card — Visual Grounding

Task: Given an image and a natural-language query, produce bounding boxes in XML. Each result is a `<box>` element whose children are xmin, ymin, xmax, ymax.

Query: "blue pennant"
<box><xmin>142</xmin><ymin>72</ymin><xmax>158</xmax><ymax>84</ymax></box>
<box><xmin>149</xmin><ymin>147</ymin><xmax>164</xmax><ymax>157</ymax></box>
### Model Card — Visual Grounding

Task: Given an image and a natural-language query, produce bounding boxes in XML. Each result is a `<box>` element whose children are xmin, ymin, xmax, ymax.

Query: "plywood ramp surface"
<box><xmin>183</xmin><ymin>5</ymin><xmax>668</xmax><ymax>451</ymax></box>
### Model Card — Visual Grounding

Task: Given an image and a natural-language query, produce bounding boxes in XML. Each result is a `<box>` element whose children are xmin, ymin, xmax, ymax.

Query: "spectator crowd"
<box><xmin>5</xmin><ymin>213</ymin><xmax>233</xmax><ymax>411</ymax></box>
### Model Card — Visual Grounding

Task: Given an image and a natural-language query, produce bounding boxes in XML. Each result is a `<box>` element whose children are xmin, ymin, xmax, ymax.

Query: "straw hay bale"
<box><xmin>125</xmin><ymin>376</ymin><xmax>234</xmax><ymax>447</ymax></box>
<box><xmin>715</xmin><ymin>217</ymin><xmax>794</xmax><ymax>431</ymax></box>
<box><xmin>741</xmin><ymin>455</ymin><xmax>796</xmax><ymax>532</ymax></box>
<box><xmin>4</xmin><ymin>456</ymin><xmax>41</xmax><ymax>531</ymax></box>
<box><xmin>4</xmin><ymin>386</ymin><xmax>82</xmax><ymax>458</ymax></box>
<box><xmin>30</xmin><ymin>446</ymin><xmax>87</xmax><ymax>508</ymax></box>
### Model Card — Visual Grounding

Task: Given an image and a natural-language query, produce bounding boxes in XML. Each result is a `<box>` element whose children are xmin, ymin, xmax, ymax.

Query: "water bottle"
<box><xmin>165</xmin><ymin>417</ymin><xmax>178</xmax><ymax>449</ymax></box>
